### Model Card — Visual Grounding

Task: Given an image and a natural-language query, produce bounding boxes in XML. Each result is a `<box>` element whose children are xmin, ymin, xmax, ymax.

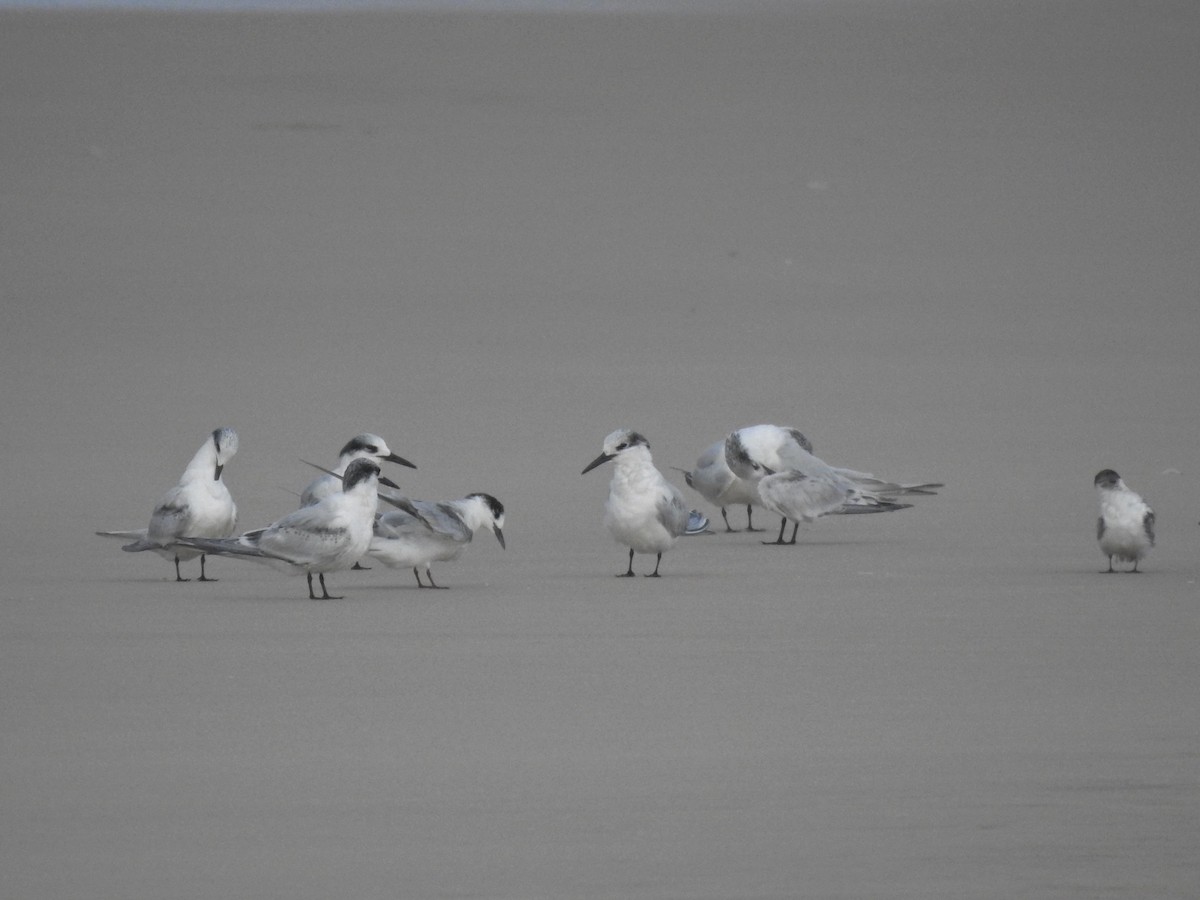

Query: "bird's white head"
<box><xmin>339</xmin><ymin>433</ymin><xmax>417</xmax><ymax>470</ymax></box>
<box><xmin>724</xmin><ymin>429</ymin><xmax>776</xmax><ymax>481</ymax></box>
<box><xmin>211</xmin><ymin>427</ymin><xmax>239</xmax><ymax>480</ymax></box>
<box><xmin>466</xmin><ymin>492</ymin><xmax>507</xmax><ymax>549</ymax></box>
<box><xmin>581</xmin><ymin>429</ymin><xmax>651</xmax><ymax>474</ymax></box>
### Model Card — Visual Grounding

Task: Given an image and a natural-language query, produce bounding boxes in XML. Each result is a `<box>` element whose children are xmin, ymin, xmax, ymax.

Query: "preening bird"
<box><xmin>582</xmin><ymin>429</ymin><xmax>709</xmax><ymax>577</ymax></box>
<box><xmin>674</xmin><ymin>439</ymin><xmax>767</xmax><ymax>532</ymax></box>
<box><xmin>724</xmin><ymin>424</ymin><xmax>939</xmax><ymax>544</ymax></box>
<box><xmin>1094</xmin><ymin>469</ymin><xmax>1155</xmax><ymax>573</ymax></box>
<box><xmin>96</xmin><ymin>427</ymin><xmax>240</xmax><ymax>581</ymax></box>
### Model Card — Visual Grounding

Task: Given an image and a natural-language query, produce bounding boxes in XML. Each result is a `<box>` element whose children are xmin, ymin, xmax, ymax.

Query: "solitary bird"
<box><xmin>368</xmin><ymin>492</ymin><xmax>506</xmax><ymax>588</ymax></box>
<box><xmin>96</xmin><ymin>427</ymin><xmax>240</xmax><ymax>581</ymax></box>
<box><xmin>725</xmin><ymin>424</ymin><xmax>936</xmax><ymax>544</ymax></box>
<box><xmin>1094</xmin><ymin>469</ymin><xmax>1155</xmax><ymax>573</ymax></box>
<box><xmin>178</xmin><ymin>458</ymin><xmax>390</xmax><ymax>599</ymax></box>
<box><xmin>582</xmin><ymin>429</ymin><xmax>709</xmax><ymax>577</ymax></box>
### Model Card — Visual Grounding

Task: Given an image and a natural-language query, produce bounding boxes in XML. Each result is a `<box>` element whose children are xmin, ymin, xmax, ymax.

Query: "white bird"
<box><xmin>300</xmin><ymin>432</ymin><xmax>416</xmax><ymax>570</ymax></box>
<box><xmin>96</xmin><ymin>427</ymin><xmax>240</xmax><ymax>581</ymax></box>
<box><xmin>177</xmin><ymin>458</ymin><xmax>390</xmax><ymax>600</ymax></box>
<box><xmin>300</xmin><ymin>432</ymin><xmax>415</xmax><ymax>507</ymax></box>
<box><xmin>1094</xmin><ymin>469</ymin><xmax>1155</xmax><ymax>573</ymax></box>
<box><xmin>725</xmin><ymin>424</ymin><xmax>938</xmax><ymax>544</ymax></box>
<box><xmin>368</xmin><ymin>492</ymin><xmax>506</xmax><ymax>588</ymax></box>
<box><xmin>675</xmin><ymin>437</ymin><xmax>798</xmax><ymax>532</ymax></box>
<box><xmin>582</xmin><ymin>429</ymin><xmax>709</xmax><ymax>577</ymax></box>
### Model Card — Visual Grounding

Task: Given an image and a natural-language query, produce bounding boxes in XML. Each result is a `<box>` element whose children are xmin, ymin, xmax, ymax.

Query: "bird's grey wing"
<box><xmin>376</xmin><ymin>487</ymin><xmax>435</xmax><ymax>527</ymax></box>
<box><xmin>761</xmin><ymin>470</ymin><xmax>850</xmax><ymax>520</ymax></box>
<box><xmin>1143</xmin><ymin>510</ymin><xmax>1155</xmax><ymax>546</ymax></box>
<box><xmin>375</xmin><ymin>508</ymin><xmax>434</xmax><ymax>539</ymax></box>
<box><xmin>656</xmin><ymin>485</ymin><xmax>691</xmax><ymax>537</ymax></box>
<box><xmin>176</xmin><ymin>531</ymin><xmax>275</xmax><ymax>560</ymax></box>
<box><xmin>147</xmin><ymin>486</ymin><xmax>195</xmax><ymax>542</ymax></box>
<box><xmin>418</xmin><ymin>502</ymin><xmax>473</xmax><ymax>543</ymax></box>
<box><xmin>96</xmin><ymin>528</ymin><xmax>148</xmax><ymax>541</ymax></box>
<box><xmin>1097</xmin><ymin>516</ymin><xmax>1106</xmax><ymax>541</ymax></box>
<box><xmin>833</xmin><ymin>467</ymin><xmax>943</xmax><ymax>496</ymax></box>
<box><xmin>255</xmin><ymin>507</ymin><xmax>350</xmax><ymax>565</ymax></box>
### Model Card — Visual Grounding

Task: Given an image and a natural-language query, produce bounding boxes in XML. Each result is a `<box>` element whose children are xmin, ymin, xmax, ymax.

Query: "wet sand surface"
<box><xmin>2</xmin><ymin>2</ymin><xmax>1198</xmax><ymax>896</ymax></box>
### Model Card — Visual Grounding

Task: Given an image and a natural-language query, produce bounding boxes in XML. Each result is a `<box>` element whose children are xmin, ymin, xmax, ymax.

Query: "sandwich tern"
<box><xmin>300</xmin><ymin>433</ymin><xmax>415</xmax><ymax>507</ymax></box>
<box><xmin>177</xmin><ymin>458</ymin><xmax>390</xmax><ymax>599</ymax></box>
<box><xmin>1094</xmin><ymin>469</ymin><xmax>1155</xmax><ymax>573</ymax></box>
<box><xmin>675</xmin><ymin>436</ymin><xmax>814</xmax><ymax>532</ymax></box>
<box><xmin>300</xmin><ymin>432</ymin><xmax>416</xmax><ymax>569</ymax></box>
<box><xmin>96</xmin><ymin>427</ymin><xmax>239</xmax><ymax>581</ymax></box>
<box><xmin>725</xmin><ymin>424</ymin><xmax>938</xmax><ymax>544</ymax></box>
<box><xmin>582</xmin><ymin>429</ymin><xmax>710</xmax><ymax>577</ymax></box>
<box><xmin>368</xmin><ymin>492</ymin><xmax>506</xmax><ymax>588</ymax></box>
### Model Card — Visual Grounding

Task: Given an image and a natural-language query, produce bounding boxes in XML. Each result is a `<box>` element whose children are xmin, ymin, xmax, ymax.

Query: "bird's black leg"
<box><xmin>197</xmin><ymin>553</ymin><xmax>217</xmax><ymax>582</ymax></box>
<box><xmin>413</xmin><ymin>567</ymin><xmax>426</xmax><ymax>587</ymax></box>
<box><xmin>426</xmin><ymin>570</ymin><xmax>447</xmax><ymax>589</ymax></box>
<box><xmin>307</xmin><ymin>573</ymin><xmax>319</xmax><ymax>599</ymax></box>
<box><xmin>174</xmin><ymin>555</ymin><xmax>190</xmax><ymax>582</ymax></box>
<box><xmin>744</xmin><ymin>505</ymin><xmax>762</xmax><ymax>532</ymax></box>
<box><xmin>788</xmin><ymin>522</ymin><xmax>800</xmax><ymax>544</ymax></box>
<box><xmin>762</xmin><ymin>518</ymin><xmax>790</xmax><ymax>546</ymax></box>
<box><xmin>1130</xmin><ymin>560</ymin><xmax>1141</xmax><ymax>573</ymax></box>
<box><xmin>720</xmin><ymin>507</ymin><xmax>736</xmax><ymax>532</ymax></box>
<box><xmin>317</xmin><ymin>573</ymin><xmax>342</xmax><ymax>600</ymax></box>
<box><xmin>1103</xmin><ymin>556</ymin><xmax>1115</xmax><ymax>574</ymax></box>
<box><xmin>645</xmin><ymin>553</ymin><xmax>663</xmax><ymax>577</ymax></box>
<box><xmin>617</xmin><ymin>548</ymin><xmax>636</xmax><ymax>577</ymax></box>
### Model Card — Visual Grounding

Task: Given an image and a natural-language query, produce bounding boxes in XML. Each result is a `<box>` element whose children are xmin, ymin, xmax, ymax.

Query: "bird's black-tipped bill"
<box><xmin>581</xmin><ymin>453</ymin><xmax>614</xmax><ymax>475</ymax></box>
<box><xmin>385</xmin><ymin>452</ymin><xmax>417</xmax><ymax>470</ymax></box>
<box><xmin>379</xmin><ymin>474</ymin><xmax>400</xmax><ymax>490</ymax></box>
<box><xmin>493</xmin><ymin>526</ymin><xmax>506</xmax><ymax>549</ymax></box>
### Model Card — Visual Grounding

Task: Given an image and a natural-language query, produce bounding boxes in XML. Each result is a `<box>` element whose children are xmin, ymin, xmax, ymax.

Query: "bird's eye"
<box><xmin>616</xmin><ymin>443</ymin><xmax>628</xmax><ymax>450</ymax></box>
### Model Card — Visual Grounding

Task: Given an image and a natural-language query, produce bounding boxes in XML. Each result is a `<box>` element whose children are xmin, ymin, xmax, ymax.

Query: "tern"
<box><xmin>177</xmin><ymin>458</ymin><xmax>391</xmax><ymax>599</ymax></box>
<box><xmin>300</xmin><ymin>432</ymin><xmax>415</xmax><ymax>507</ymax></box>
<box><xmin>96</xmin><ymin>427</ymin><xmax>239</xmax><ymax>581</ymax></box>
<box><xmin>725</xmin><ymin>424</ymin><xmax>939</xmax><ymax>544</ymax></box>
<box><xmin>368</xmin><ymin>492</ymin><xmax>506</xmax><ymax>588</ymax></box>
<box><xmin>300</xmin><ymin>432</ymin><xmax>416</xmax><ymax>570</ymax></box>
<box><xmin>1094</xmin><ymin>469</ymin><xmax>1155</xmax><ymax>573</ymax></box>
<box><xmin>582</xmin><ymin>429</ymin><xmax>709</xmax><ymax>577</ymax></box>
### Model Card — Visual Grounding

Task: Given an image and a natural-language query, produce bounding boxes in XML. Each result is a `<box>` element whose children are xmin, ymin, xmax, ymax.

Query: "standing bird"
<box><xmin>676</xmin><ymin>435</ymin><xmax>815</xmax><ymax>532</ymax></box>
<box><xmin>582</xmin><ymin>429</ymin><xmax>709</xmax><ymax>577</ymax></box>
<box><xmin>300</xmin><ymin>433</ymin><xmax>415</xmax><ymax>507</ymax></box>
<box><xmin>96</xmin><ymin>427</ymin><xmax>240</xmax><ymax>582</ymax></box>
<box><xmin>177</xmin><ymin>458</ymin><xmax>390</xmax><ymax>599</ymax></box>
<box><xmin>725</xmin><ymin>424</ymin><xmax>934</xmax><ymax>545</ymax></box>
<box><xmin>1094</xmin><ymin>469</ymin><xmax>1155</xmax><ymax>573</ymax></box>
<box><xmin>300</xmin><ymin>432</ymin><xmax>416</xmax><ymax>570</ymax></box>
<box><xmin>368</xmin><ymin>492</ymin><xmax>506</xmax><ymax>588</ymax></box>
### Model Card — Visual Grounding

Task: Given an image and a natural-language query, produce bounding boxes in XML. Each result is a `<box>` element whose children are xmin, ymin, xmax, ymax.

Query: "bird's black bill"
<box><xmin>581</xmin><ymin>452</ymin><xmax>614</xmax><ymax>475</ymax></box>
<box><xmin>385</xmin><ymin>452</ymin><xmax>417</xmax><ymax>470</ymax></box>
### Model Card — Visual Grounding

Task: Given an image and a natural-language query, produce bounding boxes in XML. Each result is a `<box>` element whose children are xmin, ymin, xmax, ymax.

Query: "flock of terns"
<box><xmin>97</xmin><ymin>424</ymin><xmax>1157</xmax><ymax>598</ymax></box>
